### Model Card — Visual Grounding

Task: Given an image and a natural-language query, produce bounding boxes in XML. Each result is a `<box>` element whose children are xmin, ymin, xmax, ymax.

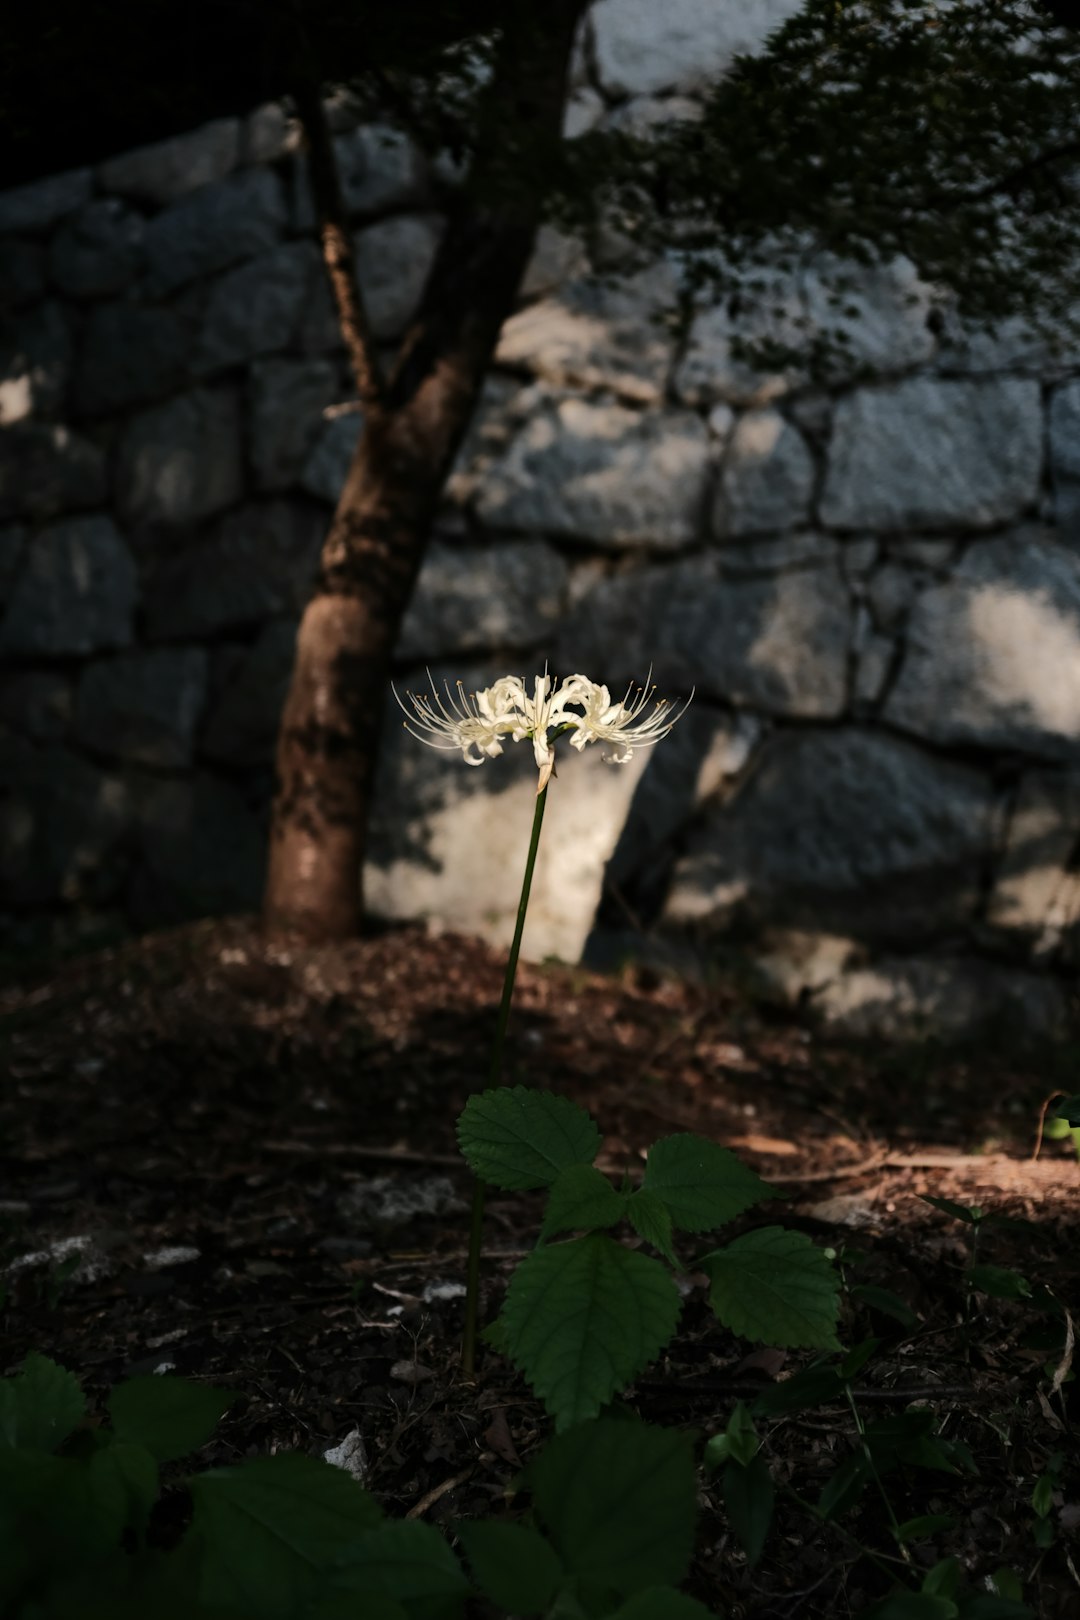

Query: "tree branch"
<box><xmin>292</xmin><ymin>76</ymin><xmax>386</xmax><ymax>411</ymax></box>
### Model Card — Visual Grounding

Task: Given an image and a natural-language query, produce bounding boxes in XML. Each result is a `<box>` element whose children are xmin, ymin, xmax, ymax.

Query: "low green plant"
<box><xmin>457</xmin><ymin>1084</ymin><xmax>841</xmax><ymax>1428</ymax></box>
<box><xmin>0</xmin><ymin>1353</ymin><xmax>718</xmax><ymax>1619</ymax></box>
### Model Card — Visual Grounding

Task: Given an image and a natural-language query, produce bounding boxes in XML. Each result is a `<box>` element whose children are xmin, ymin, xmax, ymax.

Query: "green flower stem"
<box><xmin>462</xmin><ymin>782</ymin><xmax>550</xmax><ymax>1376</ymax></box>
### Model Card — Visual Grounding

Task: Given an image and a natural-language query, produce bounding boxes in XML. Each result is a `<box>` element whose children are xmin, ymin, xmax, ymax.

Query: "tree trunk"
<box><xmin>263</xmin><ymin>4</ymin><xmax>586</xmax><ymax>939</ymax></box>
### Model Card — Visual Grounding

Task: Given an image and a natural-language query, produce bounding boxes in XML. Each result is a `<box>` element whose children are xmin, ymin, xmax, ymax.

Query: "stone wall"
<box><xmin>3</xmin><ymin>0</ymin><xmax>1080</xmax><ymax>1038</ymax></box>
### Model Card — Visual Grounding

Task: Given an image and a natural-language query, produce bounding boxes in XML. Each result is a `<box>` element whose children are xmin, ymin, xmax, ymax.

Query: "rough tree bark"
<box><xmin>264</xmin><ymin>4</ymin><xmax>587</xmax><ymax>940</ymax></box>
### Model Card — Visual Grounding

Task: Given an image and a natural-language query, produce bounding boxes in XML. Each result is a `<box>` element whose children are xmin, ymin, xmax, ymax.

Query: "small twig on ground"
<box><xmin>405</xmin><ymin>1456</ymin><xmax>489</xmax><ymax>1520</ymax></box>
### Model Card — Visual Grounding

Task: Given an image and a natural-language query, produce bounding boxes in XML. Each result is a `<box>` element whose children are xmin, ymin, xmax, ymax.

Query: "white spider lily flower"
<box><xmin>567</xmin><ymin>677</ymin><xmax>693</xmax><ymax>763</ymax></box>
<box><xmin>394</xmin><ymin>668</ymin><xmax>689</xmax><ymax>787</ymax></box>
<box><xmin>392</xmin><ymin>672</ymin><xmax>521</xmax><ymax>766</ymax></box>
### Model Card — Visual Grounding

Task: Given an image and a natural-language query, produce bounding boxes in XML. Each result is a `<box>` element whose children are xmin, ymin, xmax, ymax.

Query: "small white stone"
<box><xmin>324</xmin><ymin>1428</ymin><xmax>370</xmax><ymax>1483</ymax></box>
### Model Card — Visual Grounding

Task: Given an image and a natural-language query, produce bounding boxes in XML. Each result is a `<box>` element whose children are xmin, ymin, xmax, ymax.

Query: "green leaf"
<box><xmin>188</xmin><ymin>1453</ymin><xmax>383</xmax><ymax>1620</ymax></box>
<box><xmin>752</xmin><ymin>1362</ymin><xmax>844</xmax><ymax>1417</ymax></box>
<box><xmin>1052</xmin><ymin>1093</ymin><xmax>1080</xmax><ymax>1127</ymax></box>
<box><xmin>967</xmin><ymin>1266</ymin><xmax>1031</xmax><ymax>1301</ymax></box>
<box><xmin>456</xmin><ymin>1087</ymin><xmax>600</xmax><ymax>1190</ymax></box>
<box><xmin>923</xmin><ymin>1557</ymin><xmax>960</xmax><ymax>1599</ymax></box>
<box><xmin>500</xmin><ymin>1234</ymin><xmax>681</xmax><ymax>1428</ymax></box>
<box><xmin>109</xmin><ymin>1375</ymin><xmax>236</xmax><ymax>1463</ymax></box>
<box><xmin>723</xmin><ymin>1454</ymin><xmax>774</xmax><ymax>1568</ymax></box>
<box><xmin>642</xmin><ymin>1134</ymin><xmax>777</xmax><ymax>1232</ymax></box>
<box><xmin>851</xmin><ymin>1284</ymin><xmax>920</xmax><ymax>1330</ymax></box>
<box><xmin>88</xmin><ymin>1440</ymin><xmax>159</xmax><ymax>1534</ymax></box>
<box><xmin>322</xmin><ymin>1522</ymin><xmax>469</xmax><ymax>1620</ymax></box>
<box><xmin>819</xmin><ymin>1452</ymin><xmax>869</xmax><ymax>1521</ymax></box>
<box><xmin>625</xmin><ymin>1188</ymin><xmax>680</xmax><ymax>1266</ymax></box>
<box><xmin>456</xmin><ymin>1520</ymin><xmax>562</xmax><ymax>1615</ymax></box>
<box><xmin>607</xmin><ymin>1590</ymin><xmax>717</xmax><ymax>1619</ymax></box>
<box><xmin>306</xmin><ymin>1597</ymin><xmax>408</xmax><ymax>1620</ymax></box>
<box><xmin>920</xmin><ymin>1196</ymin><xmax>982</xmax><ymax>1225</ymax></box>
<box><xmin>703</xmin><ymin>1228</ymin><xmax>841</xmax><ymax>1350</ymax></box>
<box><xmin>894</xmin><ymin>1514</ymin><xmax>956</xmax><ymax>1543</ymax></box>
<box><xmin>863</xmin><ymin>1595</ymin><xmax>958</xmax><ymax>1620</ymax></box>
<box><xmin>704</xmin><ymin>1401</ymin><xmax>759</xmax><ymax>1470</ymax></box>
<box><xmin>1031</xmin><ymin>1473</ymin><xmax>1054</xmax><ymax>1518</ymax></box>
<box><xmin>541</xmin><ymin>1165</ymin><xmax>626</xmax><ymax>1239</ymax></box>
<box><xmin>956</xmin><ymin>1597</ymin><xmax>1032</xmax><ymax>1619</ymax></box>
<box><xmin>0</xmin><ymin>1354</ymin><xmax>86</xmax><ymax>1452</ymax></box>
<box><xmin>529</xmin><ymin>1418</ymin><xmax>697</xmax><ymax>1597</ymax></box>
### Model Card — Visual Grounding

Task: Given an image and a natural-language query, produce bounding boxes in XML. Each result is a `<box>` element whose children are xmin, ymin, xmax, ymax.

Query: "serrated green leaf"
<box><xmin>530</xmin><ymin>1418</ymin><xmax>697</xmax><ymax>1596</ymax></box>
<box><xmin>541</xmin><ymin>1165</ymin><xmax>626</xmax><ymax>1239</ymax></box>
<box><xmin>188</xmin><ymin>1453</ymin><xmax>383</xmax><ymax>1620</ymax></box>
<box><xmin>323</xmin><ymin>1521</ymin><xmax>469</xmax><ymax>1620</ymax></box>
<box><xmin>642</xmin><ymin>1134</ymin><xmax>777</xmax><ymax>1232</ymax></box>
<box><xmin>968</xmin><ymin>1266</ymin><xmax>1031</xmax><ymax>1301</ymax></box>
<box><xmin>607</xmin><ymin>1589</ymin><xmax>717</xmax><ymax>1619</ymax></box>
<box><xmin>625</xmin><ymin>1188</ymin><xmax>680</xmax><ymax>1266</ymax></box>
<box><xmin>723</xmin><ymin>1454</ymin><xmax>774</xmax><ymax>1568</ymax></box>
<box><xmin>703</xmin><ymin>1228</ymin><xmax>840</xmax><ymax>1350</ymax></box>
<box><xmin>456</xmin><ymin>1520</ymin><xmax>562</xmax><ymax>1614</ymax></box>
<box><xmin>920</xmin><ymin>1196</ymin><xmax>982</xmax><ymax>1225</ymax></box>
<box><xmin>456</xmin><ymin>1087</ymin><xmax>600</xmax><ymax>1190</ymax></box>
<box><xmin>0</xmin><ymin>1354</ymin><xmax>86</xmax><ymax>1452</ymax></box>
<box><xmin>500</xmin><ymin>1234</ymin><xmax>681</xmax><ymax>1428</ymax></box>
<box><xmin>109</xmin><ymin>1375</ymin><xmax>236</xmax><ymax>1463</ymax></box>
<box><xmin>88</xmin><ymin>1439</ymin><xmax>159</xmax><ymax>1534</ymax></box>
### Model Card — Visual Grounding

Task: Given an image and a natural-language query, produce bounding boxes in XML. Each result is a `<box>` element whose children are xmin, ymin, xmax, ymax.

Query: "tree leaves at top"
<box><xmin>600</xmin><ymin>0</ymin><xmax>1080</xmax><ymax>341</ymax></box>
<box><xmin>457</xmin><ymin>1086</ymin><xmax>601</xmax><ymax>1190</ymax></box>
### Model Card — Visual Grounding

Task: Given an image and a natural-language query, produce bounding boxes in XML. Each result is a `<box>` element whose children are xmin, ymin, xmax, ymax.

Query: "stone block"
<box><xmin>0</xmin><ymin>424</ymin><xmax>106</xmax><ymax>523</ymax></box>
<box><xmin>249</xmin><ymin>359</ymin><xmax>340</xmax><ymax>492</ymax></box>
<box><xmin>241</xmin><ymin>103</ymin><xmax>297</xmax><ymax>166</ymax></box>
<box><xmin>75</xmin><ymin>298</ymin><xmax>196</xmax><ymax>416</ymax></box>
<box><xmin>591</xmin><ymin>0</ymin><xmax>804</xmax><ymax>96</ymax></box>
<box><xmin>116</xmin><ymin>387</ymin><xmax>244</xmax><ymax>527</ymax></box>
<box><xmin>0</xmin><ymin>737</ymin><xmax>132</xmax><ymax>905</ymax></box>
<box><xmin>674</xmin><ymin>294</ymin><xmax>805</xmax><ymax>409</ymax></box>
<box><xmin>556</xmin><ymin>553</ymin><xmax>851</xmax><ymax>716</ymax></box>
<box><xmin>713</xmin><ymin>409</ymin><xmax>815</xmax><ymax>538</ymax></box>
<box><xmin>298</xmin><ymin>214</ymin><xmax>443</xmax><ymax>349</ymax></box>
<box><xmin>201</xmin><ymin>619</ymin><xmax>296</xmax><ymax>767</ymax></box>
<box><xmin>813</xmin><ymin>956</ymin><xmax>1066</xmax><ymax>1041</ymax></box>
<box><xmin>0</xmin><ymin>525</ymin><xmax>26</xmax><ymax>602</ymax></box>
<box><xmin>74</xmin><ymin>647</ymin><xmax>209</xmax><ymax>767</ymax></box>
<box><xmin>366</xmin><ymin>666</ymin><xmax>651</xmax><ymax>963</ymax></box>
<box><xmin>299</xmin><ymin>413</ymin><xmax>363</xmax><ymax>504</ymax></box>
<box><xmin>0</xmin><ymin>670</ymin><xmax>73</xmax><ymax>742</ymax></box>
<box><xmin>48</xmin><ymin>199</ymin><xmax>145</xmax><ymax>298</ymax></box>
<box><xmin>496</xmin><ymin>263</ymin><xmax>677</xmax><ymax>403</ymax></box>
<box><xmin>0</xmin><ymin>169</ymin><xmax>93</xmax><ymax>235</ymax></box>
<box><xmin>519</xmin><ymin>226</ymin><xmax>590</xmax><ymax>300</ymax></box>
<box><xmin>0</xmin><ymin>239</ymin><xmax>45</xmax><ymax>307</ymax></box>
<box><xmin>1049</xmin><ymin>379</ymin><xmax>1080</xmax><ymax>539</ymax></box>
<box><xmin>290</xmin><ymin>124</ymin><xmax>426</xmax><ymax>230</ymax></box>
<box><xmin>194</xmin><ymin>241</ymin><xmax>318</xmax><ymax>375</ymax></box>
<box><xmin>664</xmin><ymin>728</ymin><xmax>997</xmax><ymax>945</ymax></box>
<box><xmin>0</xmin><ymin>301</ymin><xmax>72</xmax><ymax>423</ymax></box>
<box><xmin>884</xmin><ymin>532</ymin><xmax>1080</xmax><ymax>759</ymax></box>
<box><xmin>476</xmin><ymin>398</ymin><xmax>711</xmax><ymax>548</ymax></box>
<box><xmin>98</xmin><ymin>119</ymin><xmax>239</xmax><ymax>205</ymax></box>
<box><xmin>821</xmin><ymin>377</ymin><xmax>1042</xmax><ymax>531</ymax></box>
<box><xmin>987</xmin><ymin>771</ymin><xmax>1080</xmax><ymax>950</ymax></box>
<box><xmin>142</xmin><ymin>168</ymin><xmax>285</xmax><ymax>297</ymax></box>
<box><xmin>129</xmin><ymin>772</ymin><xmax>264</xmax><ymax>925</ymax></box>
<box><xmin>0</xmin><ymin>515</ymin><xmax>136</xmax><ymax>656</ymax></box>
<box><xmin>144</xmin><ymin>500</ymin><xmax>324</xmax><ymax>639</ymax></box>
<box><xmin>397</xmin><ymin>540</ymin><xmax>571</xmax><ymax>662</ymax></box>
<box><xmin>717</xmin><ymin>533</ymin><xmax>838</xmax><ymax>577</ymax></box>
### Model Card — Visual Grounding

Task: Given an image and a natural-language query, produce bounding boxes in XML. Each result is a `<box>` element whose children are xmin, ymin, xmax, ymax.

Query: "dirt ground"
<box><xmin>1</xmin><ymin>918</ymin><xmax>1078</xmax><ymax>1618</ymax></box>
